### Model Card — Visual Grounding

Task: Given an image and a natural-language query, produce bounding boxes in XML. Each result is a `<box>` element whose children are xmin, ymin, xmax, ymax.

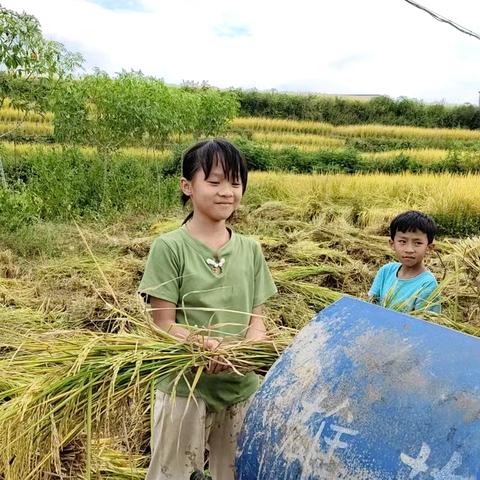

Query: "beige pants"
<box><xmin>146</xmin><ymin>391</ymin><xmax>250</xmax><ymax>480</ymax></box>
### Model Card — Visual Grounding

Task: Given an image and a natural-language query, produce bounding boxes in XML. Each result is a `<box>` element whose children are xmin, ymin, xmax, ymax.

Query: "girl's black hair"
<box><xmin>390</xmin><ymin>210</ymin><xmax>437</xmax><ymax>244</ymax></box>
<box><xmin>181</xmin><ymin>139</ymin><xmax>248</xmax><ymax>224</ymax></box>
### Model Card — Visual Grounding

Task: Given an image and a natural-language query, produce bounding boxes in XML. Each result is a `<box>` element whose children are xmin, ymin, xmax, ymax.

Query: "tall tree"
<box><xmin>0</xmin><ymin>5</ymin><xmax>83</xmax><ymax>112</ymax></box>
<box><xmin>0</xmin><ymin>5</ymin><xmax>82</xmax><ymax>186</ymax></box>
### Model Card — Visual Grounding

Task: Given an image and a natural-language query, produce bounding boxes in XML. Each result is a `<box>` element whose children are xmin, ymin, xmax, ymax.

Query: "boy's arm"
<box><xmin>246</xmin><ymin>305</ymin><xmax>268</xmax><ymax>341</ymax></box>
<box><xmin>368</xmin><ymin>269</ymin><xmax>383</xmax><ymax>302</ymax></box>
<box><xmin>414</xmin><ymin>281</ymin><xmax>442</xmax><ymax>313</ymax></box>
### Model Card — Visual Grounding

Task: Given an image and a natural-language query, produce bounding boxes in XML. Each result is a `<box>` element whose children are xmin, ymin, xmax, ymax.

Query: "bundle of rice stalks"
<box><xmin>276</xmin><ymin>279</ymin><xmax>342</xmax><ymax>310</ymax></box>
<box><xmin>236</xmin><ymin>204</ymin><xmax>311</xmax><ymax>238</ymax></box>
<box><xmin>0</xmin><ymin>306</ymin><xmax>69</xmax><ymax>340</ymax></box>
<box><xmin>0</xmin><ymin>278</ymin><xmax>38</xmax><ymax>308</ymax></box>
<box><xmin>248</xmin><ymin>201</ymin><xmax>304</xmax><ymax>222</ymax></box>
<box><xmin>31</xmin><ymin>254</ymin><xmax>145</xmax><ymax>328</ymax></box>
<box><xmin>441</xmin><ymin>237</ymin><xmax>480</xmax><ymax>325</ymax></box>
<box><xmin>266</xmin><ymin>290</ymin><xmax>315</xmax><ymax>330</ymax></box>
<box><xmin>117</xmin><ymin>236</ymin><xmax>153</xmax><ymax>258</ymax></box>
<box><xmin>253</xmin><ymin>237</ymin><xmax>289</xmax><ymax>261</ymax></box>
<box><xmin>429</xmin><ymin>306</ymin><xmax>480</xmax><ymax>337</ymax></box>
<box><xmin>0</xmin><ymin>318</ymin><xmax>293</xmax><ymax>479</ymax></box>
<box><xmin>150</xmin><ymin>218</ymin><xmax>182</xmax><ymax>235</ymax></box>
<box><xmin>449</xmin><ymin>236</ymin><xmax>480</xmax><ymax>282</ymax></box>
<box><xmin>36</xmin><ymin>256</ymin><xmax>132</xmax><ymax>287</ymax></box>
<box><xmin>91</xmin><ymin>439</ymin><xmax>147</xmax><ymax>479</ymax></box>
<box><xmin>286</xmin><ymin>240</ymin><xmax>351</xmax><ymax>264</ymax></box>
<box><xmin>0</xmin><ymin>249</ymin><xmax>19</xmax><ymax>279</ymax></box>
<box><xmin>273</xmin><ymin>265</ymin><xmax>343</xmax><ymax>282</ymax></box>
<box><xmin>310</xmin><ymin>225</ymin><xmax>393</xmax><ymax>265</ymax></box>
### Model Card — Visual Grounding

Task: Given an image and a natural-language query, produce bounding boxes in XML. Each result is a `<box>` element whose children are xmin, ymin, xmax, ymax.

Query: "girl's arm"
<box><xmin>150</xmin><ymin>297</ymin><xmax>219</xmax><ymax>349</ymax></box>
<box><xmin>245</xmin><ymin>305</ymin><xmax>268</xmax><ymax>341</ymax></box>
<box><xmin>150</xmin><ymin>297</ymin><xmax>190</xmax><ymax>340</ymax></box>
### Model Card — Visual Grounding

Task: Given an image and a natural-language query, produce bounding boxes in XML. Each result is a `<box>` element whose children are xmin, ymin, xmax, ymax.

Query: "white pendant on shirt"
<box><xmin>206</xmin><ymin>257</ymin><xmax>225</xmax><ymax>273</ymax></box>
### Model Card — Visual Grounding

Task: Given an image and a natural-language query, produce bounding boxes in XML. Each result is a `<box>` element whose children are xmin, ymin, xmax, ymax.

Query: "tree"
<box><xmin>0</xmin><ymin>5</ymin><xmax>82</xmax><ymax>186</ymax></box>
<box><xmin>53</xmin><ymin>71</ymin><xmax>238</xmax><ymax>152</ymax></box>
<box><xmin>0</xmin><ymin>5</ymin><xmax>83</xmax><ymax>112</ymax></box>
<box><xmin>53</xmin><ymin>71</ymin><xmax>183</xmax><ymax>151</ymax></box>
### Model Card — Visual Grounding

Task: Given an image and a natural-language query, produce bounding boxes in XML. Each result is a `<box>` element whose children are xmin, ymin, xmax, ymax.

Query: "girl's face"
<box><xmin>181</xmin><ymin>160</ymin><xmax>243</xmax><ymax>223</ymax></box>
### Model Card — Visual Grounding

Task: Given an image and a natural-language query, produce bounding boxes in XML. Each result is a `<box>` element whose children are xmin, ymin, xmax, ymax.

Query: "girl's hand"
<box><xmin>203</xmin><ymin>337</ymin><xmax>230</xmax><ymax>374</ymax></box>
<box><xmin>204</xmin><ymin>337</ymin><xmax>221</xmax><ymax>350</ymax></box>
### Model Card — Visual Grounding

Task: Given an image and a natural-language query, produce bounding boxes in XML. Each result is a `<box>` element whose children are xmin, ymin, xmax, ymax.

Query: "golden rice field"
<box><xmin>0</xmin><ymin>121</ymin><xmax>53</xmax><ymax>137</ymax></box>
<box><xmin>1</xmin><ymin>108</ymin><xmax>480</xmax><ymax>478</ymax></box>
<box><xmin>335</xmin><ymin>123</ymin><xmax>480</xmax><ymax>141</ymax></box>
<box><xmin>2</xmin><ymin>108</ymin><xmax>480</xmax><ymax>172</ymax></box>
<box><xmin>246</xmin><ymin>171</ymin><xmax>480</xmax><ymax>220</ymax></box>
<box><xmin>268</xmin><ymin>142</ymin><xmax>340</xmax><ymax>152</ymax></box>
<box><xmin>1</xmin><ymin>167</ymin><xmax>480</xmax><ymax>478</ymax></box>
<box><xmin>0</xmin><ymin>140</ymin><xmax>171</xmax><ymax>160</ymax></box>
<box><xmin>0</xmin><ymin>106</ymin><xmax>54</xmax><ymax>123</ymax></box>
<box><xmin>251</xmin><ymin>131</ymin><xmax>345</xmax><ymax>148</ymax></box>
<box><xmin>231</xmin><ymin>117</ymin><xmax>335</xmax><ymax>135</ymax></box>
<box><xmin>232</xmin><ymin>116</ymin><xmax>480</xmax><ymax>142</ymax></box>
<box><xmin>2</xmin><ymin>105</ymin><xmax>480</xmax><ymax>145</ymax></box>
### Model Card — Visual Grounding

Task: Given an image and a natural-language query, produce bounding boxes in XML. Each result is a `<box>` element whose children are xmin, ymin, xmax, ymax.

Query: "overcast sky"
<box><xmin>5</xmin><ymin>0</ymin><xmax>480</xmax><ymax>104</ymax></box>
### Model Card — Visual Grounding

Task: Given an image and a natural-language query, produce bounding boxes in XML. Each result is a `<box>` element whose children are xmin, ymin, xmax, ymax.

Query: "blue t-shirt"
<box><xmin>369</xmin><ymin>262</ymin><xmax>440</xmax><ymax>313</ymax></box>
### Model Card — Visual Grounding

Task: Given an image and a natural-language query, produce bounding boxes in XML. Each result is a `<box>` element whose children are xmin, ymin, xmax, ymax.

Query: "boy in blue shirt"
<box><xmin>369</xmin><ymin>210</ymin><xmax>441</xmax><ymax>313</ymax></box>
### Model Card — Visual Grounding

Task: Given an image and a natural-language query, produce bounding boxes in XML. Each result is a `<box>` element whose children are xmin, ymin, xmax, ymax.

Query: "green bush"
<box><xmin>233</xmin><ymin>90</ymin><xmax>480</xmax><ymax>129</ymax></box>
<box><xmin>435</xmin><ymin>150</ymin><xmax>480</xmax><ymax>173</ymax></box>
<box><xmin>234</xmin><ymin>138</ymin><xmax>276</xmax><ymax>171</ymax></box>
<box><xmin>1</xmin><ymin>141</ymin><xmax>479</xmax><ymax>235</ymax></box>
<box><xmin>1</xmin><ymin>146</ymin><xmax>180</xmax><ymax>229</ymax></box>
<box><xmin>52</xmin><ymin>72</ymin><xmax>238</xmax><ymax>150</ymax></box>
<box><xmin>0</xmin><ymin>187</ymin><xmax>41</xmax><ymax>230</ymax></box>
<box><xmin>222</xmin><ymin>138</ymin><xmax>480</xmax><ymax>175</ymax></box>
<box><xmin>346</xmin><ymin>136</ymin><xmax>480</xmax><ymax>152</ymax></box>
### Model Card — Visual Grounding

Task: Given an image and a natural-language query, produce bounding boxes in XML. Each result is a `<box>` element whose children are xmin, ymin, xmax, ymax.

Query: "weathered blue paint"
<box><xmin>236</xmin><ymin>297</ymin><xmax>480</xmax><ymax>480</ymax></box>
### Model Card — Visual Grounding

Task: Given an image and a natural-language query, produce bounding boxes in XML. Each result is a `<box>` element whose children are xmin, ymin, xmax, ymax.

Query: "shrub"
<box><xmin>234</xmin><ymin>90</ymin><xmax>480</xmax><ymax>130</ymax></box>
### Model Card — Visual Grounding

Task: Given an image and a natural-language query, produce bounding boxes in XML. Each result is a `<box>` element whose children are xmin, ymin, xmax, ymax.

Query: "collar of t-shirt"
<box><xmin>180</xmin><ymin>225</ymin><xmax>236</xmax><ymax>261</ymax></box>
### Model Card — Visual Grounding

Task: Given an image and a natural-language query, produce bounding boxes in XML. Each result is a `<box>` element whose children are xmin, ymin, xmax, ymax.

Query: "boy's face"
<box><xmin>389</xmin><ymin>229</ymin><xmax>432</xmax><ymax>268</ymax></box>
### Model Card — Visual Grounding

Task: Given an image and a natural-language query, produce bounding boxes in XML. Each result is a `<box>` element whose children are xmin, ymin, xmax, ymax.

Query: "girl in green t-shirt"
<box><xmin>139</xmin><ymin>139</ymin><xmax>277</xmax><ymax>480</ymax></box>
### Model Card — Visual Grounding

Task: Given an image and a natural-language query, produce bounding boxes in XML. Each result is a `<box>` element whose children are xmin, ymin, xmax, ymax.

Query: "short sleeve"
<box><xmin>138</xmin><ymin>238</ymin><xmax>181</xmax><ymax>304</ymax></box>
<box><xmin>368</xmin><ymin>266</ymin><xmax>385</xmax><ymax>299</ymax></box>
<box><xmin>252</xmin><ymin>241</ymin><xmax>277</xmax><ymax>307</ymax></box>
<box><xmin>414</xmin><ymin>279</ymin><xmax>441</xmax><ymax>314</ymax></box>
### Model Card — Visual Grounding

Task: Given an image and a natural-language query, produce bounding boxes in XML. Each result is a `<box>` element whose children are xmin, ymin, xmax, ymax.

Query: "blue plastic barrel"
<box><xmin>236</xmin><ymin>297</ymin><xmax>480</xmax><ymax>480</ymax></box>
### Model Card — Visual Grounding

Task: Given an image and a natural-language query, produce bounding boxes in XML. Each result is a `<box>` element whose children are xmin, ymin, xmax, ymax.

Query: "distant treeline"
<box><xmin>232</xmin><ymin>90</ymin><xmax>480</xmax><ymax>130</ymax></box>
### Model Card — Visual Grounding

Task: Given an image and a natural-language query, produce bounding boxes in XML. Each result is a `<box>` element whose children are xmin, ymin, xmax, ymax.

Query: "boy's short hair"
<box><xmin>390</xmin><ymin>210</ymin><xmax>437</xmax><ymax>244</ymax></box>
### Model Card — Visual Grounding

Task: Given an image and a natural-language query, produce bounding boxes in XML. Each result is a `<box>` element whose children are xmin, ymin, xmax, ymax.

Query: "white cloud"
<box><xmin>3</xmin><ymin>0</ymin><xmax>480</xmax><ymax>103</ymax></box>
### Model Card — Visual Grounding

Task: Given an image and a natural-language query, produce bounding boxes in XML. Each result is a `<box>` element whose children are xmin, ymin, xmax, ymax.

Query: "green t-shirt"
<box><xmin>138</xmin><ymin>226</ymin><xmax>277</xmax><ymax>412</ymax></box>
